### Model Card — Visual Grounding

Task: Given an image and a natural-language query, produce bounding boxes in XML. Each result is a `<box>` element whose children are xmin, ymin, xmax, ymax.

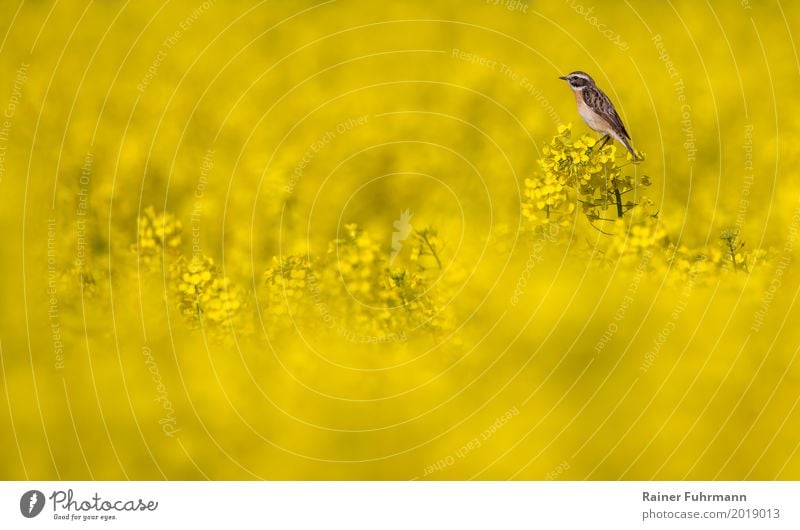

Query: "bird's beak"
<box><xmin>558</xmin><ymin>76</ymin><xmax>568</xmax><ymax>81</ymax></box>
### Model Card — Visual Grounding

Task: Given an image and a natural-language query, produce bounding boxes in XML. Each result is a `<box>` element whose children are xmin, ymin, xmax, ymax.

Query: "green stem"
<box><xmin>422</xmin><ymin>233</ymin><xmax>443</xmax><ymax>269</ymax></box>
<box><xmin>613</xmin><ymin>184</ymin><xmax>624</xmax><ymax>218</ymax></box>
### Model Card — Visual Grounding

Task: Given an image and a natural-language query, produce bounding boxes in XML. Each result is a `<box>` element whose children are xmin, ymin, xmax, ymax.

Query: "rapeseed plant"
<box><xmin>170</xmin><ymin>254</ymin><xmax>244</xmax><ymax>329</ymax></box>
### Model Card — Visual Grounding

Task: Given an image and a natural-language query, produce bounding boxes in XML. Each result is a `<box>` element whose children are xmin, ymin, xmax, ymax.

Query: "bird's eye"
<box><xmin>569</xmin><ymin>77</ymin><xmax>585</xmax><ymax>88</ymax></box>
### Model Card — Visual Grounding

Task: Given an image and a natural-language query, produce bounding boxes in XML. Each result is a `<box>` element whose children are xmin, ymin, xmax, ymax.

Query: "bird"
<box><xmin>559</xmin><ymin>71</ymin><xmax>637</xmax><ymax>161</ymax></box>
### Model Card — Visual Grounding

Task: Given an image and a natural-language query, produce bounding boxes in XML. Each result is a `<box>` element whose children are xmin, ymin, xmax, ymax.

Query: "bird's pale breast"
<box><xmin>576</xmin><ymin>95</ymin><xmax>612</xmax><ymax>134</ymax></box>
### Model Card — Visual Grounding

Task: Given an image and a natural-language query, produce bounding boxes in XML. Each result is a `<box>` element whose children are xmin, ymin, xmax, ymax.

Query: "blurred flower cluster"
<box><xmin>131</xmin><ymin>206</ymin><xmax>183</xmax><ymax>264</ymax></box>
<box><xmin>169</xmin><ymin>255</ymin><xmax>244</xmax><ymax>329</ymax></box>
<box><xmin>134</xmin><ymin>207</ymin><xmax>244</xmax><ymax>331</ymax></box>
<box><xmin>663</xmin><ymin>230</ymin><xmax>769</xmax><ymax>284</ymax></box>
<box><xmin>262</xmin><ymin>223</ymin><xmax>453</xmax><ymax>340</ymax></box>
<box><xmin>134</xmin><ymin>210</ymin><xmax>453</xmax><ymax>340</ymax></box>
<box><xmin>325</xmin><ymin>223</ymin><xmax>454</xmax><ymax>336</ymax></box>
<box><xmin>263</xmin><ymin>255</ymin><xmax>313</xmax><ymax>318</ymax></box>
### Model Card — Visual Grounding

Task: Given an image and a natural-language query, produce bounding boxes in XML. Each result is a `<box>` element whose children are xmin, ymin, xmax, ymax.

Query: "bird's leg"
<box><xmin>597</xmin><ymin>134</ymin><xmax>611</xmax><ymax>149</ymax></box>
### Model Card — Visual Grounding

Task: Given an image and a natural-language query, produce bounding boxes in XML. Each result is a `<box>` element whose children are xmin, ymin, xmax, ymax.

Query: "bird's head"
<box><xmin>559</xmin><ymin>71</ymin><xmax>594</xmax><ymax>91</ymax></box>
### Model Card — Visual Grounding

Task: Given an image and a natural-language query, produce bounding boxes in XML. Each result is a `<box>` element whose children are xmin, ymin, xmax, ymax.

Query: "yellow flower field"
<box><xmin>0</xmin><ymin>0</ymin><xmax>799</xmax><ymax>479</ymax></box>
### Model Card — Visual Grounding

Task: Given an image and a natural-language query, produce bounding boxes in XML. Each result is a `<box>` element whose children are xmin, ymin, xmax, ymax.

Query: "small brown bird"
<box><xmin>559</xmin><ymin>71</ymin><xmax>637</xmax><ymax>161</ymax></box>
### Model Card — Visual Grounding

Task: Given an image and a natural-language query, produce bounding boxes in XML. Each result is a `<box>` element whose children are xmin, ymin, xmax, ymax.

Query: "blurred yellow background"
<box><xmin>0</xmin><ymin>0</ymin><xmax>799</xmax><ymax>479</ymax></box>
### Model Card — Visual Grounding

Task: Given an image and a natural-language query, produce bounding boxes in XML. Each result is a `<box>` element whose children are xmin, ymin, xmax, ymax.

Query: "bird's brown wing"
<box><xmin>583</xmin><ymin>86</ymin><xmax>631</xmax><ymax>140</ymax></box>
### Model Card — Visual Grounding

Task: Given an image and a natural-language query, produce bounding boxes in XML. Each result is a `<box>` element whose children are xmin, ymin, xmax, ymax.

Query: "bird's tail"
<box><xmin>619</xmin><ymin>136</ymin><xmax>638</xmax><ymax>162</ymax></box>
